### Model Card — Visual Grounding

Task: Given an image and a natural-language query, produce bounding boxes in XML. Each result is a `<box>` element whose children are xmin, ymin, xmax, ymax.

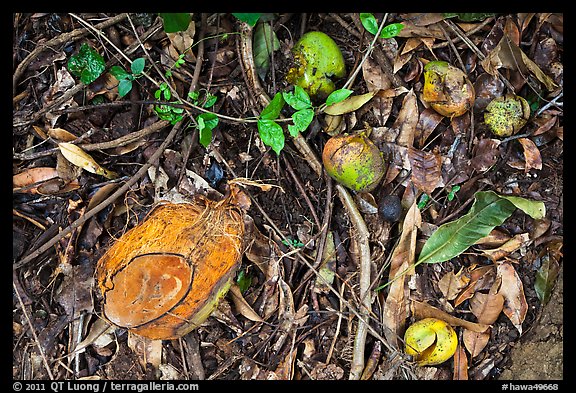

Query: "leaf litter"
<box><xmin>12</xmin><ymin>12</ymin><xmax>562</xmax><ymax>381</ymax></box>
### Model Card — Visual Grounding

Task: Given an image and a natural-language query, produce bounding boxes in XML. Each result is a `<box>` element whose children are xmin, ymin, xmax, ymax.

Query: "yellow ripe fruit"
<box><xmin>404</xmin><ymin>318</ymin><xmax>458</xmax><ymax>366</ymax></box>
<box><xmin>484</xmin><ymin>94</ymin><xmax>531</xmax><ymax>137</ymax></box>
<box><xmin>422</xmin><ymin>61</ymin><xmax>475</xmax><ymax>118</ymax></box>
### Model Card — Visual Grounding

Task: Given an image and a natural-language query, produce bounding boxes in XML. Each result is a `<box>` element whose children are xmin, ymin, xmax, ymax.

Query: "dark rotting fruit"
<box><xmin>378</xmin><ymin>194</ymin><xmax>402</xmax><ymax>223</ymax></box>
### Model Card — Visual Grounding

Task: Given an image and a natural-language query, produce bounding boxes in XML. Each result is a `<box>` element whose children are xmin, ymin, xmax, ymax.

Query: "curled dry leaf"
<box><xmin>411</xmin><ymin>299</ymin><xmax>490</xmax><ymax>333</ymax></box>
<box><xmin>438</xmin><ymin>268</ymin><xmax>470</xmax><ymax>301</ymax></box>
<box><xmin>453</xmin><ymin>344</ymin><xmax>469</xmax><ymax>380</ymax></box>
<box><xmin>415</xmin><ymin>107</ymin><xmax>444</xmax><ymax>149</ymax></box>
<box><xmin>382</xmin><ymin>200</ymin><xmax>421</xmax><ymax>349</ymax></box>
<box><xmin>13</xmin><ymin>167</ymin><xmax>58</xmax><ymax>193</ymax></box>
<box><xmin>496</xmin><ymin>262</ymin><xmax>528</xmax><ymax>334</ymax></box>
<box><xmin>58</xmin><ymin>143</ymin><xmax>118</xmax><ymax>179</ymax></box>
<box><xmin>469</xmin><ymin>292</ymin><xmax>505</xmax><ymax>324</ymax></box>
<box><xmin>453</xmin><ymin>265</ymin><xmax>496</xmax><ymax>307</ymax></box>
<box><xmin>518</xmin><ymin>138</ymin><xmax>543</xmax><ymax>172</ymax></box>
<box><xmin>473</xmin><ymin>73</ymin><xmax>505</xmax><ymax>112</ymax></box>
<box><xmin>478</xmin><ymin>233</ymin><xmax>531</xmax><ymax>262</ymax></box>
<box><xmin>393</xmin><ymin>89</ymin><xmax>419</xmax><ymax>147</ymax></box>
<box><xmin>470</xmin><ymin>138</ymin><xmax>501</xmax><ymax>173</ymax></box>
<box><xmin>407</xmin><ymin>146</ymin><xmax>443</xmax><ymax>195</ymax></box>
<box><xmin>463</xmin><ymin>329</ymin><xmax>491</xmax><ymax>358</ymax></box>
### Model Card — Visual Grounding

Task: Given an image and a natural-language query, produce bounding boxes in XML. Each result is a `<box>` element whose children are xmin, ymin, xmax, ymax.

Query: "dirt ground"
<box><xmin>13</xmin><ymin>13</ymin><xmax>563</xmax><ymax>381</ymax></box>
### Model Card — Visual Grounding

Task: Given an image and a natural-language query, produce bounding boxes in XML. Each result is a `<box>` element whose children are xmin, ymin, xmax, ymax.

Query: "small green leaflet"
<box><xmin>417</xmin><ymin>193</ymin><xmax>430</xmax><ymax>210</ymax></box>
<box><xmin>232</xmin><ymin>13</ymin><xmax>262</xmax><ymax>27</ymax></box>
<box><xmin>325</xmin><ymin>89</ymin><xmax>353</xmax><ymax>107</ymax></box>
<box><xmin>447</xmin><ymin>185</ymin><xmax>460</xmax><ymax>201</ymax></box>
<box><xmin>282</xmin><ymin>86</ymin><xmax>312</xmax><ymax>111</ymax></box>
<box><xmin>260</xmin><ymin>92</ymin><xmax>285</xmax><ymax>120</ymax></box>
<box><xmin>417</xmin><ymin>191</ymin><xmax>546</xmax><ymax>265</ymax></box>
<box><xmin>236</xmin><ymin>269</ymin><xmax>252</xmax><ymax>293</ymax></box>
<box><xmin>131</xmin><ymin>58</ymin><xmax>145</xmax><ymax>75</ymax></box>
<box><xmin>359</xmin><ymin>13</ymin><xmax>404</xmax><ymax>38</ymax></box>
<box><xmin>118</xmin><ymin>79</ymin><xmax>133</xmax><ymax>98</ymax></box>
<box><xmin>160</xmin><ymin>13</ymin><xmax>191</xmax><ymax>33</ymax></box>
<box><xmin>257</xmin><ymin>120</ymin><xmax>284</xmax><ymax>155</ymax></box>
<box><xmin>288</xmin><ymin>109</ymin><xmax>314</xmax><ymax>136</ymax></box>
<box><xmin>67</xmin><ymin>43</ymin><xmax>106</xmax><ymax>84</ymax></box>
<box><xmin>197</xmin><ymin>113</ymin><xmax>219</xmax><ymax>148</ymax></box>
<box><xmin>110</xmin><ymin>65</ymin><xmax>130</xmax><ymax>80</ymax></box>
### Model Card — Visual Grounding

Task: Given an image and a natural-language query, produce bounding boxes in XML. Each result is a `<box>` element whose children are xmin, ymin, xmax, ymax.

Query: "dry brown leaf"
<box><xmin>497</xmin><ymin>262</ymin><xmax>528</xmax><ymax>334</ymax></box>
<box><xmin>58</xmin><ymin>143</ymin><xmax>118</xmax><ymax>179</ymax></box>
<box><xmin>453</xmin><ymin>344</ymin><xmax>469</xmax><ymax>380</ymax></box>
<box><xmin>518</xmin><ymin>138</ymin><xmax>543</xmax><ymax>172</ymax></box>
<box><xmin>479</xmin><ymin>233</ymin><xmax>531</xmax><ymax>262</ymax></box>
<box><xmin>382</xmin><ymin>200</ymin><xmax>421</xmax><ymax>349</ymax></box>
<box><xmin>474</xmin><ymin>228</ymin><xmax>511</xmax><ymax>247</ymax></box>
<box><xmin>397</xmin><ymin>20</ymin><xmax>445</xmax><ymax>39</ymax></box>
<box><xmin>393</xmin><ymin>89</ymin><xmax>419</xmax><ymax>147</ymax></box>
<box><xmin>13</xmin><ymin>167</ymin><xmax>58</xmax><ymax>193</ymax></box>
<box><xmin>463</xmin><ymin>328</ymin><xmax>491</xmax><ymax>358</ymax></box>
<box><xmin>229</xmin><ymin>283</ymin><xmax>264</xmax><ymax>322</ymax></box>
<box><xmin>411</xmin><ymin>299</ymin><xmax>490</xmax><ymax>332</ymax></box>
<box><xmin>454</xmin><ymin>265</ymin><xmax>496</xmax><ymax>307</ymax></box>
<box><xmin>480</xmin><ymin>35</ymin><xmax>557</xmax><ymax>91</ymax></box>
<box><xmin>470</xmin><ymin>138</ymin><xmax>501</xmax><ymax>173</ymax></box>
<box><xmin>401</xmin><ymin>37</ymin><xmax>424</xmax><ymax>55</ymax></box>
<box><xmin>46</xmin><ymin>127</ymin><xmax>77</xmax><ymax>142</ymax></box>
<box><xmin>469</xmin><ymin>292</ymin><xmax>505</xmax><ymax>324</ymax></box>
<box><xmin>415</xmin><ymin>108</ymin><xmax>444</xmax><ymax>148</ymax></box>
<box><xmin>408</xmin><ymin>146</ymin><xmax>443</xmax><ymax>195</ymax></box>
<box><xmin>438</xmin><ymin>268</ymin><xmax>470</xmax><ymax>301</ymax></box>
<box><xmin>362</xmin><ymin>56</ymin><xmax>391</xmax><ymax>91</ymax></box>
<box><xmin>166</xmin><ymin>16</ymin><xmax>196</xmax><ymax>63</ymax></box>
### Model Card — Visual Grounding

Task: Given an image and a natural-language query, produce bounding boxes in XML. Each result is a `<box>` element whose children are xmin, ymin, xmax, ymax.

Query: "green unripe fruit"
<box><xmin>322</xmin><ymin>133</ymin><xmax>385</xmax><ymax>193</ymax></box>
<box><xmin>286</xmin><ymin>31</ymin><xmax>346</xmax><ymax>103</ymax></box>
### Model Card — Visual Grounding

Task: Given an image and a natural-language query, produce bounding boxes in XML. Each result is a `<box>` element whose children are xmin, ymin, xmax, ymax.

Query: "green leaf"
<box><xmin>282</xmin><ymin>86</ymin><xmax>312</xmax><ymax>111</ymax></box>
<box><xmin>110</xmin><ymin>65</ymin><xmax>130</xmax><ymax>81</ymax></box>
<box><xmin>67</xmin><ymin>43</ymin><xmax>106</xmax><ymax>84</ymax></box>
<box><xmin>236</xmin><ymin>269</ymin><xmax>252</xmax><ymax>293</ymax></box>
<box><xmin>380</xmin><ymin>23</ymin><xmax>404</xmax><ymax>38</ymax></box>
<box><xmin>324</xmin><ymin>91</ymin><xmax>377</xmax><ymax>115</ymax></box>
<box><xmin>325</xmin><ymin>88</ymin><xmax>353</xmax><ymax>107</ymax></box>
<box><xmin>260</xmin><ymin>92</ymin><xmax>285</xmax><ymax>120</ymax></box>
<box><xmin>232</xmin><ymin>13</ymin><xmax>262</xmax><ymax>27</ymax></box>
<box><xmin>496</xmin><ymin>194</ymin><xmax>546</xmax><ymax>219</ymax></box>
<box><xmin>118</xmin><ymin>79</ymin><xmax>133</xmax><ymax>97</ymax></box>
<box><xmin>534</xmin><ymin>253</ymin><xmax>560</xmax><ymax>305</ymax></box>
<box><xmin>257</xmin><ymin>119</ymin><xmax>284</xmax><ymax>155</ymax></box>
<box><xmin>417</xmin><ymin>191</ymin><xmax>546</xmax><ymax>264</ymax></box>
<box><xmin>417</xmin><ymin>191</ymin><xmax>517</xmax><ymax>264</ymax></box>
<box><xmin>291</xmin><ymin>108</ymin><xmax>314</xmax><ymax>134</ymax></box>
<box><xmin>159</xmin><ymin>13</ymin><xmax>191</xmax><ymax>33</ymax></box>
<box><xmin>131</xmin><ymin>58</ymin><xmax>145</xmax><ymax>75</ymax></box>
<box><xmin>447</xmin><ymin>185</ymin><xmax>460</xmax><ymax>201</ymax></box>
<box><xmin>360</xmin><ymin>13</ymin><xmax>379</xmax><ymax>36</ymax></box>
<box><xmin>417</xmin><ymin>193</ymin><xmax>430</xmax><ymax>210</ymax></box>
<box><xmin>253</xmin><ymin>21</ymin><xmax>280</xmax><ymax>80</ymax></box>
<box><xmin>203</xmin><ymin>94</ymin><xmax>217</xmax><ymax>108</ymax></box>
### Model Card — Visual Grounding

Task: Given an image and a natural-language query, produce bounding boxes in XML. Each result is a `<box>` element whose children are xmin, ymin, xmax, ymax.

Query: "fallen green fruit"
<box><xmin>484</xmin><ymin>94</ymin><xmax>530</xmax><ymax>137</ymax></box>
<box><xmin>322</xmin><ymin>132</ymin><xmax>385</xmax><ymax>193</ymax></box>
<box><xmin>404</xmin><ymin>318</ymin><xmax>458</xmax><ymax>366</ymax></box>
<box><xmin>286</xmin><ymin>31</ymin><xmax>346</xmax><ymax>103</ymax></box>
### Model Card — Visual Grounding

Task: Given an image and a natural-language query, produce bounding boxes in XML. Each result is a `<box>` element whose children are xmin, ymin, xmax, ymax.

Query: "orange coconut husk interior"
<box><xmin>96</xmin><ymin>193</ymin><xmax>246</xmax><ymax>340</ymax></box>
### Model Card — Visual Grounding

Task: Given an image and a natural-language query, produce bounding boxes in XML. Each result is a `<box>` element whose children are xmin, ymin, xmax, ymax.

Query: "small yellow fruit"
<box><xmin>286</xmin><ymin>31</ymin><xmax>346</xmax><ymax>103</ymax></box>
<box><xmin>404</xmin><ymin>318</ymin><xmax>458</xmax><ymax>366</ymax></box>
<box><xmin>422</xmin><ymin>61</ymin><xmax>475</xmax><ymax>118</ymax></box>
<box><xmin>322</xmin><ymin>132</ymin><xmax>385</xmax><ymax>193</ymax></box>
<box><xmin>484</xmin><ymin>94</ymin><xmax>531</xmax><ymax>137</ymax></box>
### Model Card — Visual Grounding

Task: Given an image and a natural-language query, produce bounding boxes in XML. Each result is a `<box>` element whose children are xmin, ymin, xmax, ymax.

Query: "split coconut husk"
<box><xmin>96</xmin><ymin>186</ymin><xmax>249</xmax><ymax>340</ymax></box>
